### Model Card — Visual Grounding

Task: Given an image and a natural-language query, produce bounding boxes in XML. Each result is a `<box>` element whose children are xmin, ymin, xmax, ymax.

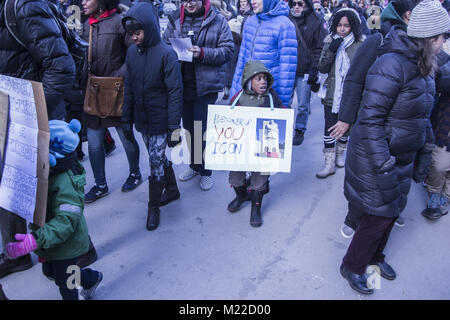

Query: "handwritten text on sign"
<box><xmin>205</xmin><ymin>105</ymin><xmax>294</xmax><ymax>173</ymax></box>
<box><xmin>0</xmin><ymin>75</ymin><xmax>38</xmax><ymax>222</ymax></box>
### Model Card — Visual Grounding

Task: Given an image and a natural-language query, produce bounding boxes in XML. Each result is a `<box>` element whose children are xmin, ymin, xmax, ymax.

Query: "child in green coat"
<box><xmin>5</xmin><ymin>119</ymin><xmax>102</xmax><ymax>300</ymax></box>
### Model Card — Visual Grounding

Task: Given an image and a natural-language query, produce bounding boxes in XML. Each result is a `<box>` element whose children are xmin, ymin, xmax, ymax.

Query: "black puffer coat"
<box><xmin>121</xmin><ymin>2</ymin><xmax>183</xmax><ymax>135</ymax></box>
<box><xmin>0</xmin><ymin>0</ymin><xmax>76</xmax><ymax>120</ymax></box>
<box><xmin>344</xmin><ymin>26</ymin><xmax>435</xmax><ymax>218</ymax></box>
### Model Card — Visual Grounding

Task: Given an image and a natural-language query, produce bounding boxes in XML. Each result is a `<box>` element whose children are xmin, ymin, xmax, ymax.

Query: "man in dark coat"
<box><xmin>0</xmin><ymin>0</ymin><xmax>76</xmax><ymax>278</ymax></box>
<box><xmin>288</xmin><ymin>0</ymin><xmax>327</xmax><ymax>146</ymax></box>
<box><xmin>122</xmin><ymin>1</ymin><xmax>183</xmax><ymax>230</ymax></box>
<box><xmin>163</xmin><ymin>0</ymin><xmax>233</xmax><ymax>191</ymax></box>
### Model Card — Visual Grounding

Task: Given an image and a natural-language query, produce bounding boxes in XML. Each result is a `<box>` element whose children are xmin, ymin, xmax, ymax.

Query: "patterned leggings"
<box><xmin>141</xmin><ymin>134</ymin><xmax>170</xmax><ymax>182</ymax></box>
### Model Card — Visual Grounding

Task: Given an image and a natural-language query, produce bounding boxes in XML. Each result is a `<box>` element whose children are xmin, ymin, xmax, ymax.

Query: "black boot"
<box><xmin>0</xmin><ymin>284</ymin><xmax>8</xmax><ymax>300</ymax></box>
<box><xmin>250</xmin><ymin>189</ymin><xmax>264</xmax><ymax>227</ymax></box>
<box><xmin>340</xmin><ymin>264</ymin><xmax>374</xmax><ymax>295</ymax></box>
<box><xmin>77</xmin><ymin>237</ymin><xmax>98</xmax><ymax>268</ymax></box>
<box><xmin>160</xmin><ymin>162</ymin><xmax>180</xmax><ymax>206</ymax></box>
<box><xmin>227</xmin><ymin>184</ymin><xmax>250</xmax><ymax>212</ymax></box>
<box><xmin>147</xmin><ymin>178</ymin><xmax>164</xmax><ymax>231</ymax></box>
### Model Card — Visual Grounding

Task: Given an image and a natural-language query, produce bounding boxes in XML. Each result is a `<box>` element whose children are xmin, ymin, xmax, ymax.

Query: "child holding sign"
<box><xmin>5</xmin><ymin>119</ymin><xmax>103</xmax><ymax>300</ymax></box>
<box><xmin>227</xmin><ymin>60</ymin><xmax>284</xmax><ymax>227</ymax></box>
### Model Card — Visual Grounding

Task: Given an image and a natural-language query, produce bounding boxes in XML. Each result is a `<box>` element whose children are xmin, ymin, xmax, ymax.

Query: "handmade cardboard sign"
<box><xmin>205</xmin><ymin>105</ymin><xmax>294</xmax><ymax>173</ymax></box>
<box><xmin>0</xmin><ymin>75</ymin><xmax>49</xmax><ymax>227</ymax></box>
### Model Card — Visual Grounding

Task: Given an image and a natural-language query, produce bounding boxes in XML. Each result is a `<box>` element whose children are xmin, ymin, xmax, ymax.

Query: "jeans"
<box><xmin>182</xmin><ymin>93</ymin><xmax>218</xmax><ymax>176</ymax></box>
<box><xmin>42</xmin><ymin>258</ymin><xmax>100</xmax><ymax>300</ymax></box>
<box><xmin>290</xmin><ymin>75</ymin><xmax>312</xmax><ymax>132</ymax></box>
<box><xmin>87</xmin><ymin>126</ymin><xmax>140</xmax><ymax>185</ymax></box>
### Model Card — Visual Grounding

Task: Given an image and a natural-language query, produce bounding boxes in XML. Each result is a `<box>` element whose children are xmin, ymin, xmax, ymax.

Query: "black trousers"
<box><xmin>182</xmin><ymin>92</ymin><xmax>218</xmax><ymax>176</ymax></box>
<box><xmin>342</xmin><ymin>212</ymin><xmax>396</xmax><ymax>275</ymax></box>
<box><xmin>42</xmin><ymin>258</ymin><xmax>99</xmax><ymax>300</ymax></box>
<box><xmin>323</xmin><ymin>104</ymin><xmax>348</xmax><ymax>148</ymax></box>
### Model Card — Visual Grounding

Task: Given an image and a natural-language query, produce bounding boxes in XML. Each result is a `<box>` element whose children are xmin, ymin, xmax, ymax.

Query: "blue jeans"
<box><xmin>87</xmin><ymin>126</ymin><xmax>140</xmax><ymax>185</ymax></box>
<box><xmin>290</xmin><ymin>75</ymin><xmax>312</xmax><ymax>132</ymax></box>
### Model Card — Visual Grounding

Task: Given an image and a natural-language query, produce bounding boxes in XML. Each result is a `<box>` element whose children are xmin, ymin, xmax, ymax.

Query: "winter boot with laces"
<box><xmin>228</xmin><ymin>183</ymin><xmax>251</xmax><ymax>213</ymax></box>
<box><xmin>147</xmin><ymin>177</ymin><xmax>165</xmax><ymax>231</ymax></box>
<box><xmin>336</xmin><ymin>141</ymin><xmax>347</xmax><ymax>168</ymax></box>
<box><xmin>316</xmin><ymin>148</ymin><xmax>336</xmax><ymax>179</ymax></box>
<box><xmin>250</xmin><ymin>189</ymin><xmax>264</xmax><ymax>227</ymax></box>
<box><xmin>160</xmin><ymin>162</ymin><xmax>180</xmax><ymax>206</ymax></box>
<box><xmin>422</xmin><ymin>193</ymin><xmax>442</xmax><ymax>220</ymax></box>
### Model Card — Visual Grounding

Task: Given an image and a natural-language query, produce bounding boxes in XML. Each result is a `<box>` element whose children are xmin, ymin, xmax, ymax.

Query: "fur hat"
<box><xmin>407</xmin><ymin>0</ymin><xmax>450</xmax><ymax>38</ymax></box>
<box><xmin>48</xmin><ymin>119</ymin><xmax>81</xmax><ymax>167</ymax></box>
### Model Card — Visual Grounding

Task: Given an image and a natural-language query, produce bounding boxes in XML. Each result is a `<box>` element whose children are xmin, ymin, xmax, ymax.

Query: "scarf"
<box><xmin>332</xmin><ymin>32</ymin><xmax>354</xmax><ymax>113</ymax></box>
<box><xmin>89</xmin><ymin>9</ymin><xmax>117</xmax><ymax>25</ymax></box>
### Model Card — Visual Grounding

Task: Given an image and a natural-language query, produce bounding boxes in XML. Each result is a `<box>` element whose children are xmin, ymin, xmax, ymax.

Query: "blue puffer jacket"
<box><xmin>230</xmin><ymin>0</ymin><xmax>297</xmax><ymax>106</ymax></box>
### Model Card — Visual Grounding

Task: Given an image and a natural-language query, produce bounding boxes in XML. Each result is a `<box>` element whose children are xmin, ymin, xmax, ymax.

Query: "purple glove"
<box><xmin>6</xmin><ymin>234</ymin><xmax>37</xmax><ymax>259</ymax></box>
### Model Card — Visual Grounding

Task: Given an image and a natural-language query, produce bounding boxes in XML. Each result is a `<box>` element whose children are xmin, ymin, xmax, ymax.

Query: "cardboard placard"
<box><xmin>0</xmin><ymin>76</ymin><xmax>48</xmax><ymax>227</ymax></box>
<box><xmin>204</xmin><ymin>105</ymin><xmax>294</xmax><ymax>173</ymax></box>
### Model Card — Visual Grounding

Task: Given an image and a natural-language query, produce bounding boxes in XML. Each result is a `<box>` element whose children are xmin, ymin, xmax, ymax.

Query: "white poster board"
<box><xmin>205</xmin><ymin>105</ymin><xmax>294</xmax><ymax>173</ymax></box>
<box><xmin>0</xmin><ymin>75</ymin><xmax>39</xmax><ymax>222</ymax></box>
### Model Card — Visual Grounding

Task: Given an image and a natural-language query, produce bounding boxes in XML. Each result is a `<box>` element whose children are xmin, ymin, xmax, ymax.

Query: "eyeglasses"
<box><xmin>292</xmin><ymin>1</ymin><xmax>305</xmax><ymax>7</ymax></box>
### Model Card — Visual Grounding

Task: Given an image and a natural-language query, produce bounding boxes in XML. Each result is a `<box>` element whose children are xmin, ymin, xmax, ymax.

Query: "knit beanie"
<box><xmin>407</xmin><ymin>0</ymin><xmax>450</xmax><ymax>38</ymax></box>
<box><xmin>48</xmin><ymin>119</ymin><xmax>81</xmax><ymax>167</ymax></box>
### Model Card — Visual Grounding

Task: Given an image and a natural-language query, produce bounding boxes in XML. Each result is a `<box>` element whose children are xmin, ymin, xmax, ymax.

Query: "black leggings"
<box><xmin>323</xmin><ymin>104</ymin><xmax>348</xmax><ymax>148</ymax></box>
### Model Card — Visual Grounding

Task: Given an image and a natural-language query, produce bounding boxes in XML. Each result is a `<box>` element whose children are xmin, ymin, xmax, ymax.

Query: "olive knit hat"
<box><xmin>407</xmin><ymin>0</ymin><xmax>450</xmax><ymax>38</ymax></box>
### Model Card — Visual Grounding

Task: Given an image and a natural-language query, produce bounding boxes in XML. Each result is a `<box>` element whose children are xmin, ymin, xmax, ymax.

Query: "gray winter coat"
<box><xmin>162</xmin><ymin>1</ymin><xmax>234</xmax><ymax>96</ymax></box>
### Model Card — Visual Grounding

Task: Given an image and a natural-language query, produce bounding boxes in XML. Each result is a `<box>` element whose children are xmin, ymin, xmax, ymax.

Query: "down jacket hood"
<box><xmin>241</xmin><ymin>60</ymin><xmax>274</xmax><ymax>93</ymax></box>
<box><xmin>380</xmin><ymin>25</ymin><xmax>419</xmax><ymax>63</ymax></box>
<box><xmin>258</xmin><ymin>0</ymin><xmax>290</xmax><ymax>19</ymax></box>
<box><xmin>122</xmin><ymin>2</ymin><xmax>161</xmax><ymax>47</ymax></box>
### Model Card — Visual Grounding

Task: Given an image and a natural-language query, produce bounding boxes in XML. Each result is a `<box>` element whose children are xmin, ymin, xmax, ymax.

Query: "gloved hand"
<box><xmin>122</xmin><ymin>123</ymin><xmax>134</xmax><ymax>142</ymax></box>
<box><xmin>413</xmin><ymin>143</ymin><xmax>434</xmax><ymax>183</ymax></box>
<box><xmin>329</xmin><ymin>37</ymin><xmax>344</xmax><ymax>53</ymax></box>
<box><xmin>307</xmin><ymin>73</ymin><xmax>320</xmax><ymax>93</ymax></box>
<box><xmin>6</xmin><ymin>234</ymin><xmax>37</xmax><ymax>259</ymax></box>
<box><xmin>167</xmin><ymin>128</ymin><xmax>182</xmax><ymax>148</ymax></box>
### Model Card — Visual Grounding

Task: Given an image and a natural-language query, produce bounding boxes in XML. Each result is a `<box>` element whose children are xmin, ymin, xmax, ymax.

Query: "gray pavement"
<box><xmin>1</xmin><ymin>93</ymin><xmax>450</xmax><ymax>300</ymax></box>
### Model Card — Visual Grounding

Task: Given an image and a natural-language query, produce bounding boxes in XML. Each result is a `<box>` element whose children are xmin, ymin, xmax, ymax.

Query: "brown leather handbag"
<box><xmin>83</xmin><ymin>25</ymin><xmax>124</xmax><ymax>118</ymax></box>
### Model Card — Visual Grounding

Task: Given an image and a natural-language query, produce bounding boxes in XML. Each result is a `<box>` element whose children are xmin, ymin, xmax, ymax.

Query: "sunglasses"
<box><xmin>292</xmin><ymin>1</ymin><xmax>305</xmax><ymax>7</ymax></box>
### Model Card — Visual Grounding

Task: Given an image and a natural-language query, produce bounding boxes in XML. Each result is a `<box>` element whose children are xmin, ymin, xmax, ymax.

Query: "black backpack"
<box><xmin>1</xmin><ymin>0</ymin><xmax>88</xmax><ymax>76</ymax></box>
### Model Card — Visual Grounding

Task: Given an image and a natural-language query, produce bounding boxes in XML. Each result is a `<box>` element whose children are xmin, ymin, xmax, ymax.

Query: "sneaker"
<box><xmin>394</xmin><ymin>215</ymin><xmax>405</xmax><ymax>227</ymax></box>
<box><xmin>293</xmin><ymin>130</ymin><xmax>304</xmax><ymax>146</ymax></box>
<box><xmin>179</xmin><ymin>168</ymin><xmax>199</xmax><ymax>182</ymax></box>
<box><xmin>121</xmin><ymin>173</ymin><xmax>142</xmax><ymax>192</ymax></box>
<box><xmin>85</xmin><ymin>185</ymin><xmax>109</xmax><ymax>203</ymax></box>
<box><xmin>80</xmin><ymin>272</ymin><xmax>103</xmax><ymax>300</ymax></box>
<box><xmin>200</xmin><ymin>175</ymin><xmax>214</xmax><ymax>191</ymax></box>
<box><xmin>340</xmin><ymin>224</ymin><xmax>355</xmax><ymax>239</ymax></box>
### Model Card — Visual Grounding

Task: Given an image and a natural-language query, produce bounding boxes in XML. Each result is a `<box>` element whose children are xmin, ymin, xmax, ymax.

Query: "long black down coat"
<box><xmin>121</xmin><ymin>2</ymin><xmax>183</xmax><ymax>135</ymax></box>
<box><xmin>344</xmin><ymin>26</ymin><xmax>435</xmax><ymax>218</ymax></box>
<box><xmin>0</xmin><ymin>0</ymin><xmax>76</xmax><ymax>120</ymax></box>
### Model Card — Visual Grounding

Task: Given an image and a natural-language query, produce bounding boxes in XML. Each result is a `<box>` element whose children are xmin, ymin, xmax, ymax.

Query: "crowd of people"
<box><xmin>0</xmin><ymin>0</ymin><xmax>449</xmax><ymax>299</ymax></box>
